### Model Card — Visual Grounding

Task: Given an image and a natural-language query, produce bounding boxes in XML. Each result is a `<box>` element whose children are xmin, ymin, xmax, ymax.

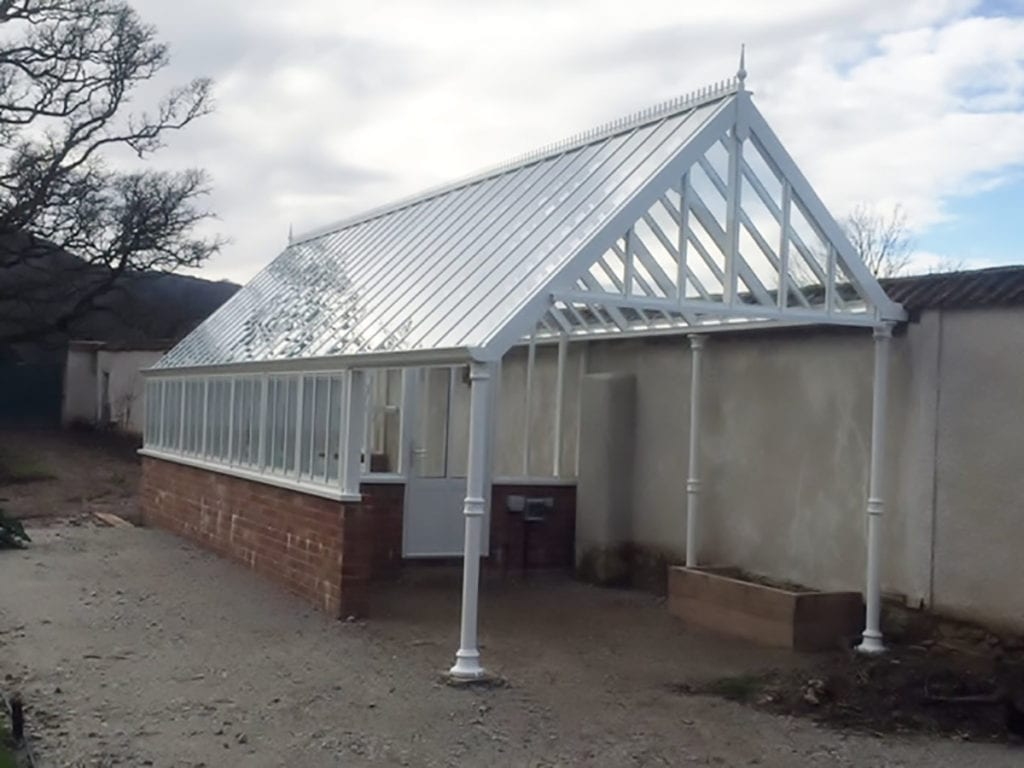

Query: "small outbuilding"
<box><xmin>140</xmin><ymin>64</ymin><xmax>909</xmax><ymax>677</ymax></box>
<box><xmin>63</xmin><ymin>340</ymin><xmax>172</xmax><ymax>433</ymax></box>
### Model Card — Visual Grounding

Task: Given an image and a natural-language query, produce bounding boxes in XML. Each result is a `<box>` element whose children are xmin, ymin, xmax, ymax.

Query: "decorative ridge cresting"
<box><xmin>291</xmin><ymin>76</ymin><xmax>740</xmax><ymax>246</ymax></box>
<box><xmin>490</xmin><ymin>76</ymin><xmax>740</xmax><ymax>175</ymax></box>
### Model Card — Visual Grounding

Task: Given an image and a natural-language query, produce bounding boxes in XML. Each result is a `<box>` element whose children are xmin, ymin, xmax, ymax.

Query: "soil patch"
<box><xmin>700</xmin><ymin>566</ymin><xmax>814</xmax><ymax>593</ymax></box>
<box><xmin>0</xmin><ymin>448</ymin><xmax>54</xmax><ymax>486</ymax></box>
<box><xmin>0</xmin><ymin>429</ymin><xmax>140</xmax><ymax>523</ymax></box>
<box><xmin>678</xmin><ymin>641</ymin><xmax>1024</xmax><ymax>742</ymax></box>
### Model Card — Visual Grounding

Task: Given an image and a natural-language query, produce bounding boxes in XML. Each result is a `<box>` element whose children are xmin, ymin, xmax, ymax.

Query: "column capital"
<box><xmin>688</xmin><ymin>334</ymin><xmax>707</xmax><ymax>350</ymax></box>
<box><xmin>873</xmin><ymin>321</ymin><xmax>895</xmax><ymax>340</ymax></box>
<box><xmin>468</xmin><ymin>360</ymin><xmax>492</xmax><ymax>381</ymax></box>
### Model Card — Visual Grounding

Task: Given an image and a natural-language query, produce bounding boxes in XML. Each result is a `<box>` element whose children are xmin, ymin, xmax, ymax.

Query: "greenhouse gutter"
<box><xmin>141</xmin><ymin>345</ymin><xmax>477</xmax><ymax>377</ymax></box>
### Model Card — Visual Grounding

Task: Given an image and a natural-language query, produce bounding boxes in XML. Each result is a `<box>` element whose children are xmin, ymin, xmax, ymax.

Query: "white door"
<box><xmin>403</xmin><ymin>366</ymin><xmax>487</xmax><ymax>557</ymax></box>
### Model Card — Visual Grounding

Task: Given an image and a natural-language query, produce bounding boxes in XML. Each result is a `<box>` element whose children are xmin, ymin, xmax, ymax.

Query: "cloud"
<box><xmin>120</xmin><ymin>0</ymin><xmax>1023</xmax><ymax>282</ymax></box>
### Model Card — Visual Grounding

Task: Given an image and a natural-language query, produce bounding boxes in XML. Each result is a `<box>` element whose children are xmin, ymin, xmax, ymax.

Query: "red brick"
<box><xmin>141</xmin><ymin>458</ymin><xmax>360</xmax><ymax>617</ymax></box>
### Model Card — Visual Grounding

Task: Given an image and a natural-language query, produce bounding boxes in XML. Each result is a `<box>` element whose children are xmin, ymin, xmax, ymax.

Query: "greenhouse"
<box><xmin>141</xmin><ymin>62</ymin><xmax>905</xmax><ymax>679</ymax></box>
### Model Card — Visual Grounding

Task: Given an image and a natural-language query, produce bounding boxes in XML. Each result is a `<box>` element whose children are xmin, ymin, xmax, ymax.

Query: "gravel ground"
<box><xmin>0</xmin><ymin>524</ymin><xmax>1021</xmax><ymax>767</ymax></box>
<box><xmin>0</xmin><ymin>431</ymin><xmax>1020</xmax><ymax>766</ymax></box>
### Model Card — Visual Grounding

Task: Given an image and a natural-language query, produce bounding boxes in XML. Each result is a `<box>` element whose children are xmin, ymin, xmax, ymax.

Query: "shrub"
<box><xmin>0</xmin><ymin>509</ymin><xmax>30</xmax><ymax>549</ymax></box>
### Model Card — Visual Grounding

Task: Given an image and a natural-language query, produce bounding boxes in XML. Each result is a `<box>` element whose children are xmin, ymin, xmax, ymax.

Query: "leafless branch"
<box><xmin>843</xmin><ymin>203</ymin><xmax>913</xmax><ymax>279</ymax></box>
<box><xmin>0</xmin><ymin>0</ymin><xmax>220</xmax><ymax>345</ymax></box>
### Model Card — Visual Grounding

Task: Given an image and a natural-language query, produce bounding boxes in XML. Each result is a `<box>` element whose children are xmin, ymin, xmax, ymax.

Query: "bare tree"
<box><xmin>843</xmin><ymin>203</ymin><xmax>913</xmax><ymax>278</ymax></box>
<box><xmin>0</xmin><ymin>0</ymin><xmax>221</xmax><ymax>345</ymax></box>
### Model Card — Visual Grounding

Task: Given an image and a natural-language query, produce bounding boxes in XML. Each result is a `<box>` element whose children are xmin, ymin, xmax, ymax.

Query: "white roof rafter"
<box><xmin>154</xmin><ymin>64</ymin><xmax>904</xmax><ymax>375</ymax></box>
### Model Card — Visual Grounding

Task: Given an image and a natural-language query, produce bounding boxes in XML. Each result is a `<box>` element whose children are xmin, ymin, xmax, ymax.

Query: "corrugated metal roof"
<box><xmin>881</xmin><ymin>266</ymin><xmax>1024</xmax><ymax>311</ymax></box>
<box><xmin>155</xmin><ymin>83</ymin><xmax>739</xmax><ymax>370</ymax></box>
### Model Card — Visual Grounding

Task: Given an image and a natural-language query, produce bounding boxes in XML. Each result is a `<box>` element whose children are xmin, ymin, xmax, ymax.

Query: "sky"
<box><xmin>126</xmin><ymin>0</ymin><xmax>1024</xmax><ymax>284</ymax></box>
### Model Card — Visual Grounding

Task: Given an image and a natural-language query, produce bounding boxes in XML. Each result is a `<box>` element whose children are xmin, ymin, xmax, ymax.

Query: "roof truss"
<box><xmin>492</xmin><ymin>91</ymin><xmax>905</xmax><ymax>352</ymax></box>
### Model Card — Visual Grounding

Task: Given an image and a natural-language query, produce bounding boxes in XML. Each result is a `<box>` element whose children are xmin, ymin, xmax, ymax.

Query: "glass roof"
<box><xmin>156</xmin><ymin>83</ymin><xmax>740</xmax><ymax>370</ymax></box>
<box><xmin>155</xmin><ymin>75</ymin><xmax>902</xmax><ymax>372</ymax></box>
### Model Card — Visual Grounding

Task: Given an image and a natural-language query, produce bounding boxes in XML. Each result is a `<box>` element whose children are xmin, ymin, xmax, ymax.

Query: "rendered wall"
<box><xmin>930</xmin><ymin>308</ymin><xmax>1024</xmax><ymax>630</ymax></box>
<box><xmin>576</xmin><ymin>310</ymin><xmax>1024</xmax><ymax>630</ymax></box>
<box><xmin>98</xmin><ymin>350</ymin><xmax>165</xmax><ymax>433</ymax></box>
<box><xmin>581</xmin><ymin>315</ymin><xmax>925</xmax><ymax>606</ymax></box>
<box><xmin>62</xmin><ymin>347</ymin><xmax>97</xmax><ymax>425</ymax></box>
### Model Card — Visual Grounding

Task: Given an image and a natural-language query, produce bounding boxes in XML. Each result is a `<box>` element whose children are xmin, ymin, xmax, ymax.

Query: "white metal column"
<box><xmin>449</xmin><ymin>360</ymin><xmax>492</xmax><ymax>680</ymax></box>
<box><xmin>858</xmin><ymin>322</ymin><xmax>893</xmax><ymax>654</ymax></box>
<box><xmin>685</xmin><ymin>334</ymin><xmax>706</xmax><ymax>567</ymax></box>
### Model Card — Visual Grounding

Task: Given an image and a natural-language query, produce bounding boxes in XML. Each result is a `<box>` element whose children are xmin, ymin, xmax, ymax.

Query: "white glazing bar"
<box><xmin>338</xmin><ymin>374</ymin><xmax>349</xmax><ymax>486</ymax></box>
<box><xmin>724</xmin><ymin>129</ymin><xmax>743</xmax><ymax>305</ymax></box>
<box><xmin>685</xmin><ymin>335</ymin><xmax>706</xmax><ymax>567</ymax></box>
<box><xmin>342</xmin><ymin>370</ymin><xmax>366</xmax><ymax>496</ymax></box>
<box><xmin>859</xmin><ymin>323</ymin><xmax>893</xmax><ymax>654</ymax></box>
<box><xmin>553</xmin><ymin>337</ymin><xmax>568</xmax><ymax>477</ymax></box>
<box><xmin>779</xmin><ymin>181</ymin><xmax>792</xmax><ymax>309</ymax></box>
<box><xmin>201</xmin><ymin>378</ymin><xmax>209</xmax><ymax>458</ymax></box>
<box><xmin>623</xmin><ymin>230</ymin><xmax>635</xmax><ymax>298</ymax></box>
<box><xmin>596</xmin><ymin>255</ymin><xmax>626</xmax><ymax>292</ymax></box>
<box><xmin>398</xmin><ymin>368</ymin><xmax>416</xmax><ymax>476</ymax></box>
<box><xmin>362</xmin><ymin>372</ymin><xmax>374</xmax><ymax>475</ymax></box>
<box><xmin>522</xmin><ymin>336</ymin><xmax>536</xmax><ymax>475</ymax></box>
<box><xmin>293</xmin><ymin>376</ymin><xmax>304</xmax><ymax>480</ymax></box>
<box><xmin>175</xmin><ymin>380</ymin><xmax>184</xmax><ymax>453</ymax></box>
<box><xmin>677</xmin><ymin>172</ymin><xmax>691</xmax><ymax>303</ymax></box>
<box><xmin>826</xmin><ymin>246</ymin><xmax>837</xmax><ymax>315</ymax></box>
<box><xmin>449</xmin><ymin>361</ymin><xmax>492</xmax><ymax>680</ymax></box>
<box><xmin>226</xmin><ymin>379</ymin><xmax>236</xmax><ymax>464</ymax></box>
<box><xmin>157</xmin><ymin>380</ymin><xmax>165</xmax><ymax>448</ymax></box>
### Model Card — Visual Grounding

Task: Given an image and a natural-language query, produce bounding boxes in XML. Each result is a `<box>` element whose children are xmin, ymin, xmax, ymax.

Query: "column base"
<box><xmin>856</xmin><ymin>631</ymin><xmax>885</xmax><ymax>654</ymax></box>
<box><xmin>449</xmin><ymin>649</ymin><xmax>486</xmax><ymax>680</ymax></box>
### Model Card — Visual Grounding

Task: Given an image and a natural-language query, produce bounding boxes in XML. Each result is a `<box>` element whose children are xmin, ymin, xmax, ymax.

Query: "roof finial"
<box><xmin>288</xmin><ymin>222</ymin><xmax>294</xmax><ymax>244</ymax></box>
<box><xmin>737</xmin><ymin>44</ymin><xmax>747</xmax><ymax>90</ymax></box>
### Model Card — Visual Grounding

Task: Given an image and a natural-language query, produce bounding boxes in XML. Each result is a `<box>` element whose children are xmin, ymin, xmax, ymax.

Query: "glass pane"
<box><xmin>310</xmin><ymin>376</ymin><xmax>328</xmax><ymax>480</ymax></box>
<box><xmin>299</xmin><ymin>377</ymin><xmax>314</xmax><ymax>477</ymax></box>
<box><xmin>368</xmin><ymin>368</ymin><xmax>402</xmax><ymax>473</ymax></box>
<box><xmin>231</xmin><ymin>379</ymin><xmax>246</xmax><ymax>464</ymax></box>
<box><xmin>162</xmin><ymin>380</ymin><xmax>180</xmax><ymax>450</ymax></box>
<box><xmin>417</xmin><ymin>367</ymin><xmax>450</xmax><ymax>478</ymax></box>
<box><xmin>268</xmin><ymin>378</ymin><xmax>285</xmax><ymax>471</ymax></box>
<box><xmin>284</xmin><ymin>378</ymin><xmax>297</xmax><ymax>473</ymax></box>
<box><xmin>447</xmin><ymin>366</ymin><xmax>471</xmax><ymax>478</ymax></box>
<box><xmin>326</xmin><ymin>376</ymin><xmax>343</xmax><ymax>482</ymax></box>
<box><xmin>144</xmin><ymin>380</ymin><xmax>158</xmax><ymax>447</ymax></box>
<box><xmin>209</xmin><ymin>379</ymin><xmax>228</xmax><ymax>460</ymax></box>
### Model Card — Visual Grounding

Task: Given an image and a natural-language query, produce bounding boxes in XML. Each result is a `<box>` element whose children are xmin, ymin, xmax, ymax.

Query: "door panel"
<box><xmin>403</xmin><ymin>366</ymin><xmax>474</xmax><ymax>557</ymax></box>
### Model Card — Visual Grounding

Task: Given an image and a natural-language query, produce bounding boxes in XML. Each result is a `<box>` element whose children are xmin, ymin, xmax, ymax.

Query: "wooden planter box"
<box><xmin>668</xmin><ymin>566</ymin><xmax>864</xmax><ymax>651</ymax></box>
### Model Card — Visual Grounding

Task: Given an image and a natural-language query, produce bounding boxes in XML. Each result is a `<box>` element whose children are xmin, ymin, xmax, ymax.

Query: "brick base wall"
<box><xmin>490</xmin><ymin>484</ymin><xmax>577</xmax><ymax>572</ymax></box>
<box><xmin>361</xmin><ymin>483</ymin><xmax>404</xmax><ymax>579</ymax></box>
<box><xmin>141</xmin><ymin>458</ymin><xmax>373</xmax><ymax>617</ymax></box>
<box><xmin>141</xmin><ymin>458</ymin><xmax>575</xmax><ymax>616</ymax></box>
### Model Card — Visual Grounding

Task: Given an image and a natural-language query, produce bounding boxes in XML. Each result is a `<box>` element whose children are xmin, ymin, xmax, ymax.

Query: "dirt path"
<box><xmin>0</xmin><ymin>523</ymin><xmax>1021</xmax><ymax>767</ymax></box>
